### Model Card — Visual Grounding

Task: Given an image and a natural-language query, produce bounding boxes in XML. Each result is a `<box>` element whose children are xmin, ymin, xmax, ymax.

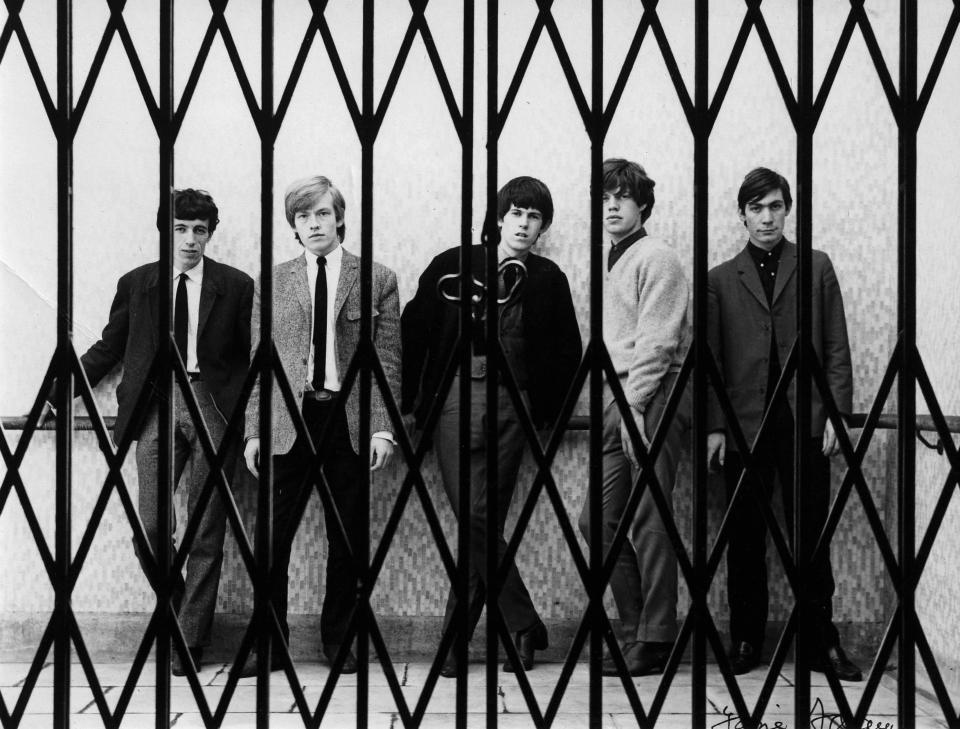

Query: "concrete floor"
<box><xmin>0</xmin><ymin>659</ymin><xmax>950</xmax><ymax>728</ymax></box>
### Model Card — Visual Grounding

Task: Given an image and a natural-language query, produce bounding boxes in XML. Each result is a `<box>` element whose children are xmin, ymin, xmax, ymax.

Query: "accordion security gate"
<box><xmin>0</xmin><ymin>1</ymin><xmax>958</xmax><ymax>728</ymax></box>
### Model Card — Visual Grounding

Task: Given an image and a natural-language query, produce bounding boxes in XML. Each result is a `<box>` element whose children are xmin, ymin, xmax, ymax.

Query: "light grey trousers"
<box><xmin>135</xmin><ymin>380</ymin><xmax>233</xmax><ymax>648</ymax></box>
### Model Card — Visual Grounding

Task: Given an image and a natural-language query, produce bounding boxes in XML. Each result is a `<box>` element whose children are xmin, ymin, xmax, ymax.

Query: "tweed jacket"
<box><xmin>706</xmin><ymin>240</ymin><xmax>853</xmax><ymax>450</ymax></box>
<box><xmin>245</xmin><ymin>248</ymin><xmax>401</xmax><ymax>455</ymax></box>
<box><xmin>79</xmin><ymin>257</ymin><xmax>254</xmax><ymax>444</ymax></box>
<box><xmin>400</xmin><ymin>245</ymin><xmax>582</xmax><ymax>429</ymax></box>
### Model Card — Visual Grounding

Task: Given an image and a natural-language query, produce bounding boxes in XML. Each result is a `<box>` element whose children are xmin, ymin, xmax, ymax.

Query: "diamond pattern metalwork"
<box><xmin>2</xmin><ymin>1</ymin><xmax>960</xmax><ymax>727</ymax></box>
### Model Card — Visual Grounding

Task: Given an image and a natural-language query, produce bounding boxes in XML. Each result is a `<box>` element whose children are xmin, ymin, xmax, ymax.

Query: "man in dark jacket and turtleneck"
<box><xmin>401</xmin><ymin>176</ymin><xmax>582</xmax><ymax>676</ymax></box>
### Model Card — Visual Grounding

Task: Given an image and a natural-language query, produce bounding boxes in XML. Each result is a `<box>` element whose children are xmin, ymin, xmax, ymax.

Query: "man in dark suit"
<box><xmin>401</xmin><ymin>176</ymin><xmax>582</xmax><ymax>675</ymax></box>
<box><xmin>241</xmin><ymin>175</ymin><xmax>401</xmax><ymax>676</ymax></box>
<box><xmin>706</xmin><ymin>167</ymin><xmax>861</xmax><ymax>680</ymax></box>
<box><xmin>75</xmin><ymin>189</ymin><xmax>253</xmax><ymax>675</ymax></box>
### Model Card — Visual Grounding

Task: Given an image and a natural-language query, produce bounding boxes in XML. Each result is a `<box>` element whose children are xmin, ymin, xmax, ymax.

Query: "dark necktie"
<box><xmin>312</xmin><ymin>257</ymin><xmax>327</xmax><ymax>390</ymax></box>
<box><xmin>175</xmin><ymin>272</ymin><xmax>188</xmax><ymax>363</ymax></box>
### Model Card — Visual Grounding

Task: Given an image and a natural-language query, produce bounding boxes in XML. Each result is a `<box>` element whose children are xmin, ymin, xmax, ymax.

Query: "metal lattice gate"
<box><xmin>1</xmin><ymin>1</ymin><xmax>959</xmax><ymax>728</ymax></box>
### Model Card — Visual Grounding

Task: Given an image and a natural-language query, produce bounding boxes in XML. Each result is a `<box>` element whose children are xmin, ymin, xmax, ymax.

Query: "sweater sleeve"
<box><xmin>626</xmin><ymin>247</ymin><xmax>690</xmax><ymax>411</ymax></box>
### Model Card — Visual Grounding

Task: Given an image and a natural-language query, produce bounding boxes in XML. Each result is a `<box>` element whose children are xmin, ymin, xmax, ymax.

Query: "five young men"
<box><xmin>76</xmin><ymin>165</ymin><xmax>862</xmax><ymax>682</ymax></box>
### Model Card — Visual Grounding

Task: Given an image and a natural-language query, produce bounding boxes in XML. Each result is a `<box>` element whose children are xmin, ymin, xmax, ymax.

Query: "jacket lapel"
<box><xmin>335</xmin><ymin>249</ymin><xmax>358</xmax><ymax>318</ymax></box>
<box><xmin>735</xmin><ymin>246</ymin><xmax>769</xmax><ymax>311</ymax></box>
<box><xmin>146</xmin><ymin>263</ymin><xmax>160</xmax><ymax>347</ymax></box>
<box><xmin>292</xmin><ymin>254</ymin><xmax>311</xmax><ymax>318</ymax></box>
<box><xmin>771</xmin><ymin>241</ymin><xmax>797</xmax><ymax>307</ymax></box>
<box><xmin>197</xmin><ymin>257</ymin><xmax>221</xmax><ymax>338</ymax></box>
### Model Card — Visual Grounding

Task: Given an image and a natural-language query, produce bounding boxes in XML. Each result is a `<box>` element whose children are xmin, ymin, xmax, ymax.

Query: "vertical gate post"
<box><xmin>53</xmin><ymin>0</ymin><xmax>74</xmax><ymax>725</ymax></box>
<box><xmin>897</xmin><ymin>0</ymin><xmax>918</xmax><ymax>724</ymax></box>
<box><xmin>255</xmin><ymin>0</ymin><xmax>276</xmax><ymax>721</ymax></box>
<box><xmin>155</xmin><ymin>1</ymin><xmax>175</xmax><ymax>724</ymax></box>
<box><xmin>358</xmin><ymin>1</ymin><xmax>375</xmax><ymax>725</ymax></box>
<box><xmin>588</xmin><ymin>1</ymin><xmax>604</xmax><ymax>726</ymax></box>
<box><xmin>691</xmin><ymin>1</ymin><xmax>710</xmax><ymax>726</ymax></box>
<box><xmin>794</xmin><ymin>2</ymin><xmax>815</xmax><ymax>725</ymax></box>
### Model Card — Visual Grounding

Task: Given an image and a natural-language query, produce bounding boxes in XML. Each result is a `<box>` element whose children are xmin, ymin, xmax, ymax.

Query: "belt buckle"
<box><xmin>307</xmin><ymin>388</ymin><xmax>334</xmax><ymax>402</ymax></box>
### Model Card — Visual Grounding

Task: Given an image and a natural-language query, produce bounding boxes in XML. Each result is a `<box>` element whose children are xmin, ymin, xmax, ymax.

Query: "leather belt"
<box><xmin>188</xmin><ymin>372</ymin><xmax>202</xmax><ymax>382</ymax></box>
<box><xmin>303</xmin><ymin>389</ymin><xmax>337</xmax><ymax>402</ymax></box>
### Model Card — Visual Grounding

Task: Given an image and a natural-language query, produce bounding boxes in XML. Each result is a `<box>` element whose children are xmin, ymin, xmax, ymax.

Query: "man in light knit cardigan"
<box><xmin>578</xmin><ymin>158</ymin><xmax>692</xmax><ymax>676</ymax></box>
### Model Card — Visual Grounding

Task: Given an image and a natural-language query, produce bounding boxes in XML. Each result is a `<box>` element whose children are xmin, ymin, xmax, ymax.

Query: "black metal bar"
<box><xmin>691</xmin><ymin>0</ymin><xmax>709</xmax><ymax>726</ymax></box>
<box><xmin>53</xmin><ymin>0</ymin><xmax>73</xmax><ymax>725</ymax></box>
<box><xmin>156</xmin><ymin>0</ymin><xmax>174</xmax><ymax>723</ymax></box>
<box><xmin>485</xmin><ymin>0</ymin><xmax>500</xmax><ymax>720</ymax></box>
<box><xmin>898</xmin><ymin>0</ymin><xmax>918</xmax><ymax>724</ymax></box>
<box><xmin>359</xmin><ymin>0</ymin><xmax>374</xmax><ymax>724</ymax></box>
<box><xmin>589</xmin><ymin>0</ymin><xmax>603</xmax><ymax>726</ymax></box>
<box><xmin>6</xmin><ymin>410</ymin><xmax>960</xmax><ymax>434</ymax></box>
<box><xmin>256</xmin><ymin>2</ymin><xmax>275</xmax><ymax>720</ymax></box>
<box><xmin>795</xmin><ymin>1</ymin><xmax>814</xmax><ymax>726</ymax></box>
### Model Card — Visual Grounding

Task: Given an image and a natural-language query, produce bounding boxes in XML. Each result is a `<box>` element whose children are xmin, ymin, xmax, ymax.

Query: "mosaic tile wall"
<box><xmin>1</xmin><ymin>1</ymin><xmax>956</xmax><ymax>665</ymax></box>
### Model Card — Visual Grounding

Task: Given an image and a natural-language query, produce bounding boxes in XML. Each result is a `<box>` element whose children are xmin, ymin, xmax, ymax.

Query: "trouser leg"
<box><xmin>627</xmin><ymin>374</ymin><xmax>688</xmax><ymax>643</ymax></box>
<box><xmin>723</xmin><ymin>449</ymin><xmax>774</xmax><ymax>649</ymax></box>
<box><xmin>777</xmin><ymin>435</ymin><xmax>839</xmax><ymax>650</ymax></box>
<box><xmin>177</xmin><ymin>382</ymin><xmax>231</xmax><ymax>648</ymax></box>
<box><xmin>318</xmin><ymin>404</ymin><xmax>363</xmax><ymax>646</ymax></box>
<box><xmin>437</xmin><ymin>378</ymin><xmax>541</xmax><ymax>638</ymax></box>
<box><xmin>579</xmin><ymin>398</ymin><xmax>643</xmax><ymax>642</ymax></box>
<box><xmin>135</xmin><ymin>405</ymin><xmax>190</xmax><ymax>611</ymax></box>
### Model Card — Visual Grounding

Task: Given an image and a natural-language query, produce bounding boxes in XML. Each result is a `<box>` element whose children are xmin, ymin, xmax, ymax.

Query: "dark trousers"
<box><xmin>724</xmin><ymin>429</ymin><xmax>839</xmax><ymax>651</ymax></box>
<box><xmin>435</xmin><ymin>377</ymin><xmax>541</xmax><ymax>637</ymax></box>
<box><xmin>270</xmin><ymin>398</ymin><xmax>362</xmax><ymax>647</ymax></box>
<box><xmin>578</xmin><ymin>372</ymin><xmax>690</xmax><ymax>644</ymax></box>
<box><xmin>135</xmin><ymin>380</ymin><xmax>232</xmax><ymax>648</ymax></box>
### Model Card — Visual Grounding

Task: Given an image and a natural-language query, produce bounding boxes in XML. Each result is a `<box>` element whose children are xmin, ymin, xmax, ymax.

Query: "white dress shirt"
<box><xmin>302</xmin><ymin>246</ymin><xmax>392</xmax><ymax>443</ymax></box>
<box><xmin>173</xmin><ymin>258</ymin><xmax>203</xmax><ymax>373</ymax></box>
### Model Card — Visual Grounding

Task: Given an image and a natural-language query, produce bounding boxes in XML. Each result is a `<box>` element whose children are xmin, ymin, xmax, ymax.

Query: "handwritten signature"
<box><xmin>710</xmin><ymin>697</ymin><xmax>895</xmax><ymax>729</ymax></box>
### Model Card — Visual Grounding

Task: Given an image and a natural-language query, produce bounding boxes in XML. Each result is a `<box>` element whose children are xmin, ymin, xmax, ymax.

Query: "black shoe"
<box><xmin>172</xmin><ymin>646</ymin><xmax>203</xmax><ymax>677</ymax></box>
<box><xmin>439</xmin><ymin>649</ymin><xmax>461</xmax><ymax>679</ymax></box>
<box><xmin>729</xmin><ymin>641</ymin><xmax>762</xmax><ymax>675</ymax></box>
<box><xmin>812</xmin><ymin>644</ymin><xmax>863</xmax><ymax>682</ymax></box>
<box><xmin>503</xmin><ymin>622</ymin><xmax>548</xmax><ymax>673</ymax></box>
<box><xmin>322</xmin><ymin>644</ymin><xmax>358</xmax><ymax>674</ymax></box>
<box><xmin>603</xmin><ymin>641</ymin><xmax>671</xmax><ymax>677</ymax></box>
<box><xmin>234</xmin><ymin>650</ymin><xmax>282</xmax><ymax>679</ymax></box>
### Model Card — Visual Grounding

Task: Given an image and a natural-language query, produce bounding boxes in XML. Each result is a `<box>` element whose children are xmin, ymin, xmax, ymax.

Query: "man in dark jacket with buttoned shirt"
<box><xmin>401</xmin><ymin>176</ymin><xmax>582</xmax><ymax>676</ymax></box>
<box><xmin>707</xmin><ymin>167</ymin><xmax>862</xmax><ymax>681</ymax></box>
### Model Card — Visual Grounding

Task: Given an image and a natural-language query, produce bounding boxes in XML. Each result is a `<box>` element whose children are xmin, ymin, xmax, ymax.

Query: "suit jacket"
<box><xmin>706</xmin><ymin>240</ymin><xmax>853</xmax><ymax>450</ymax></box>
<box><xmin>401</xmin><ymin>245</ymin><xmax>582</xmax><ymax>429</ymax></box>
<box><xmin>80</xmin><ymin>257</ymin><xmax>254</xmax><ymax>444</ymax></box>
<box><xmin>245</xmin><ymin>248</ymin><xmax>401</xmax><ymax>455</ymax></box>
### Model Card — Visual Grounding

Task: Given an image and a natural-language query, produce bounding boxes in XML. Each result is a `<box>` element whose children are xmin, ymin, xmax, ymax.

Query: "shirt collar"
<box><xmin>610</xmin><ymin>225</ymin><xmax>647</xmax><ymax>252</ymax></box>
<box><xmin>174</xmin><ymin>257</ymin><xmax>204</xmax><ymax>281</ymax></box>
<box><xmin>303</xmin><ymin>243</ymin><xmax>342</xmax><ymax>268</ymax></box>
<box><xmin>747</xmin><ymin>238</ymin><xmax>785</xmax><ymax>263</ymax></box>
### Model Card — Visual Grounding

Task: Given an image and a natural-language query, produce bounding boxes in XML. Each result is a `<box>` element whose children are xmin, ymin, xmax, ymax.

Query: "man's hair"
<box><xmin>284</xmin><ymin>175</ymin><xmax>347</xmax><ymax>242</ymax></box>
<box><xmin>602</xmin><ymin>158</ymin><xmax>656</xmax><ymax>222</ymax></box>
<box><xmin>156</xmin><ymin>188</ymin><xmax>219</xmax><ymax>233</ymax></box>
<box><xmin>737</xmin><ymin>167</ymin><xmax>793</xmax><ymax>213</ymax></box>
<box><xmin>496</xmin><ymin>176</ymin><xmax>554</xmax><ymax>230</ymax></box>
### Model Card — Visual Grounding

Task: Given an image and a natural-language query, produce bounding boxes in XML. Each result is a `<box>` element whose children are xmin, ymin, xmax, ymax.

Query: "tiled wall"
<box><xmin>1</xmin><ymin>1</ymin><xmax>956</xmax><ymax>670</ymax></box>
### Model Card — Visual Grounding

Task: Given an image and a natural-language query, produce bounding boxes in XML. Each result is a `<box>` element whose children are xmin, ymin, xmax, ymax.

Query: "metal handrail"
<box><xmin>5</xmin><ymin>413</ymin><xmax>959</xmax><ymax>435</ymax></box>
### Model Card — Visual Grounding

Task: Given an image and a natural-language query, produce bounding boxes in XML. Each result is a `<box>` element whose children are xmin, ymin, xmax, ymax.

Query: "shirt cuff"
<box><xmin>373</xmin><ymin>431</ymin><xmax>395</xmax><ymax>445</ymax></box>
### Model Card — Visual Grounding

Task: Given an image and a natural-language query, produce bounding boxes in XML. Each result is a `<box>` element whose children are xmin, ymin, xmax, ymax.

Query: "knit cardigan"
<box><xmin>604</xmin><ymin>234</ymin><xmax>692</xmax><ymax>411</ymax></box>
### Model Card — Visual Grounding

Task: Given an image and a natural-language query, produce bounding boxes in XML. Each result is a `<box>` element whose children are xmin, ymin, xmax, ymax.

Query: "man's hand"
<box><xmin>707</xmin><ymin>432</ymin><xmax>726</xmax><ymax>472</ymax></box>
<box><xmin>822</xmin><ymin>419</ymin><xmax>840</xmax><ymax>457</ymax></box>
<box><xmin>244</xmin><ymin>437</ymin><xmax>260</xmax><ymax>477</ymax></box>
<box><xmin>370</xmin><ymin>437</ymin><xmax>394</xmax><ymax>471</ymax></box>
<box><xmin>620</xmin><ymin>406</ymin><xmax>648</xmax><ymax>472</ymax></box>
